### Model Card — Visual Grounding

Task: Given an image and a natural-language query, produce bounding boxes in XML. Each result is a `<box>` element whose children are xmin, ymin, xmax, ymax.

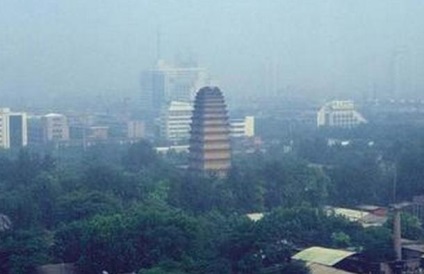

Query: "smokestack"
<box><xmin>393</xmin><ymin>208</ymin><xmax>402</xmax><ymax>261</ymax></box>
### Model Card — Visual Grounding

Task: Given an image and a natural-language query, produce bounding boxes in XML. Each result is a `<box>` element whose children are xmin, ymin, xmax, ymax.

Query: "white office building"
<box><xmin>141</xmin><ymin>60</ymin><xmax>209</xmax><ymax>117</ymax></box>
<box><xmin>317</xmin><ymin>101</ymin><xmax>367</xmax><ymax>128</ymax></box>
<box><xmin>160</xmin><ymin>100</ymin><xmax>255</xmax><ymax>144</ymax></box>
<box><xmin>0</xmin><ymin>108</ymin><xmax>27</xmax><ymax>149</ymax></box>
<box><xmin>160</xmin><ymin>101</ymin><xmax>193</xmax><ymax>143</ymax></box>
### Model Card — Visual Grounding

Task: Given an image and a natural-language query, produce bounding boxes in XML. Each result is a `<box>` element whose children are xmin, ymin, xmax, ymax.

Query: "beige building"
<box><xmin>230</xmin><ymin>116</ymin><xmax>255</xmax><ymax>138</ymax></box>
<box><xmin>42</xmin><ymin>113</ymin><xmax>70</xmax><ymax>142</ymax></box>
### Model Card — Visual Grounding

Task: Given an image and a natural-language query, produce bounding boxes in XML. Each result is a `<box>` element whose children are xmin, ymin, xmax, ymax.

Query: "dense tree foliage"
<box><xmin>295</xmin><ymin>124</ymin><xmax>424</xmax><ymax>205</ymax></box>
<box><xmin>1</xmin><ymin>122</ymin><xmax>424</xmax><ymax>273</ymax></box>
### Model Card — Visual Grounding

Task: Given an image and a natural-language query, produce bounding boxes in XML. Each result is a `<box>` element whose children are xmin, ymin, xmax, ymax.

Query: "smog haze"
<box><xmin>1</xmin><ymin>0</ymin><xmax>424</xmax><ymax>106</ymax></box>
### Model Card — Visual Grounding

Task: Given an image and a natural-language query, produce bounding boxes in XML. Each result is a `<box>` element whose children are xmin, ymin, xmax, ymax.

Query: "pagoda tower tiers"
<box><xmin>189</xmin><ymin>87</ymin><xmax>231</xmax><ymax>177</ymax></box>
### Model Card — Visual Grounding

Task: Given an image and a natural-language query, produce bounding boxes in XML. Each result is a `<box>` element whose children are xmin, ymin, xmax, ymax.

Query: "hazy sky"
<box><xmin>1</xmin><ymin>0</ymin><xmax>424</xmax><ymax>103</ymax></box>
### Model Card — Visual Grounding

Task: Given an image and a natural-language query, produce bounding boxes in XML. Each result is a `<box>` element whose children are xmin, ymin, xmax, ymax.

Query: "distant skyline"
<box><xmin>1</xmin><ymin>0</ymin><xmax>424</xmax><ymax>106</ymax></box>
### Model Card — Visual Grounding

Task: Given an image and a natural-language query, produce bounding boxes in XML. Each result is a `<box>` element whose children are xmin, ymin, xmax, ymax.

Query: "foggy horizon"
<box><xmin>1</xmin><ymin>0</ymin><xmax>424</xmax><ymax>107</ymax></box>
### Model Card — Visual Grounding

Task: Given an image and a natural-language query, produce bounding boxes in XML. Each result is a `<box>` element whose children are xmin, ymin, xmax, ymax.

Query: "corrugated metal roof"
<box><xmin>292</xmin><ymin>247</ymin><xmax>356</xmax><ymax>266</ymax></box>
<box><xmin>325</xmin><ymin>206</ymin><xmax>386</xmax><ymax>227</ymax></box>
<box><xmin>326</xmin><ymin>207</ymin><xmax>369</xmax><ymax>222</ymax></box>
<box><xmin>307</xmin><ymin>262</ymin><xmax>356</xmax><ymax>274</ymax></box>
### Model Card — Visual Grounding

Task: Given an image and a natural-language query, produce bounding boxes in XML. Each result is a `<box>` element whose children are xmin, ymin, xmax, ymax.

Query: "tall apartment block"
<box><xmin>189</xmin><ymin>87</ymin><xmax>231</xmax><ymax>177</ymax></box>
<box><xmin>0</xmin><ymin>108</ymin><xmax>27</xmax><ymax>149</ymax></box>
<box><xmin>140</xmin><ymin>60</ymin><xmax>209</xmax><ymax>118</ymax></box>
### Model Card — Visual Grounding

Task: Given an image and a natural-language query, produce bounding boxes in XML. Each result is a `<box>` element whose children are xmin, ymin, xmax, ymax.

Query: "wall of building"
<box><xmin>230</xmin><ymin>116</ymin><xmax>255</xmax><ymax>138</ymax></box>
<box><xmin>43</xmin><ymin>113</ymin><xmax>70</xmax><ymax>142</ymax></box>
<box><xmin>0</xmin><ymin>108</ymin><xmax>27</xmax><ymax>149</ymax></box>
<box><xmin>160</xmin><ymin>101</ymin><xmax>193</xmax><ymax>143</ymax></box>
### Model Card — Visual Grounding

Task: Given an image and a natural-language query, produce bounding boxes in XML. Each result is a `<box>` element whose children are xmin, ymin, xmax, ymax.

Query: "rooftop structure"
<box><xmin>189</xmin><ymin>87</ymin><xmax>231</xmax><ymax>177</ymax></box>
<box><xmin>324</xmin><ymin>206</ymin><xmax>387</xmax><ymax>228</ymax></box>
<box><xmin>293</xmin><ymin>247</ymin><xmax>356</xmax><ymax>267</ymax></box>
<box><xmin>246</xmin><ymin>213</ymin><xmax>264</xmax><ymax>222</ymax></box>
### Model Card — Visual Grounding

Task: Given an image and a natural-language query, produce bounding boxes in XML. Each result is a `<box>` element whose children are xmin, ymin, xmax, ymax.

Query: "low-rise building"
<box><xmin>324</xmin><ymin>206</ymin><xmax>387</xmax><ymax>228</ymax></box>
<box><xmin>230</xmin><ymin>116</ymin><xmax>255</xmax><ymax>138</ymax></box>
<box><xmin>292</xmin><ymin>246</ymin><xmax>359</xmax><ymax>273</ymax></box>
<box><xmin>317</xmin><ymin>101</ymin><xmax>367</xmax><ymax>128</ymax></box>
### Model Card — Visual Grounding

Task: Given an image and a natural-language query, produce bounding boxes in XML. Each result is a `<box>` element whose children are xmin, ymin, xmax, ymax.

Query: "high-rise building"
<box><xmin>140</xmin><ymin>61</ymin><xmax>209</xmax><ymax>118</ymax></box>
<box><xmin>0</xmin><ymin>108</ymin><xmax>27</xmax><ymax>149</ymax></box>
<box><xmin>317</xmin><ymin>101</ymin><xmax>367</xmax><ymax>128</ymax></box>
<box><xmin>189</xmin><ymin>87</ymin><xmax>231</xmax><ymax>177</ymax></box>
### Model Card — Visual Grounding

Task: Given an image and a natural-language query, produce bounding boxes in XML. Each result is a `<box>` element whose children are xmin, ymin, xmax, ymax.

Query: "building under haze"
<box><xmin>0</xmin><ymin>108</ymin><xmax>27</xmax><ymax>149</ymax></box>
<box><xmin>189</xmin><ymin>87</ymin><xmax>231</xmax><ymax>177</ymax></box>
<box><xmin>160</xmin><ymin>101</ymin><xmax>193</xmax><ymax>143</ymax></box>
<box><xmin>42</xmin><ymin>113</ymin><xmax>70</xmax><ymax>142</ymax></box>
<box><xmin>229</xmin><ymin>116</ymin><xmax>255</xmax><ymax>138</ymax></box>
<box><xmin>140</xmin><ymin>60</ymin><xmax>209</xmax><ymax>118</ymax></box>
<box><xmin>160</xmin><ymin>101</ymin><xmax>254</xmax><ymax>144</ymax></box>
<box><xmin>127</xmin><ymin>120</ymin><xmax>145</xmax><ymax>140</ymax></box>
<box><xmin>317</xmin><ymin>101</ymin><xmax>367</xmax><ymax>128</ymax></box>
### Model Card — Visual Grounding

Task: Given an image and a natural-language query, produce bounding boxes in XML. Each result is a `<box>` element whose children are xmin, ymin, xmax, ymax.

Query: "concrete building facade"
<box><xmin>0</xmin><ymin>108</ymin><xmax>27</xmax><ymax>149</ymax></box>
<box><xmin>160</xmin><ymin>101</ymin><xmax>193</xmax><ymax>143</ymax></box>
<box><xmin>189</xmin><ymin>87</ymin><xmax>231</xmax><ymax>176</ymax></box>
<box><xmin>230</xmin><ymin>116</ymin><xmax>255</xmax><ymax>138</ymax></box>
<box><xmin>42</xmin><ymin>113</ymin><xmax>70</xmax><ymax>142</ymax></box>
